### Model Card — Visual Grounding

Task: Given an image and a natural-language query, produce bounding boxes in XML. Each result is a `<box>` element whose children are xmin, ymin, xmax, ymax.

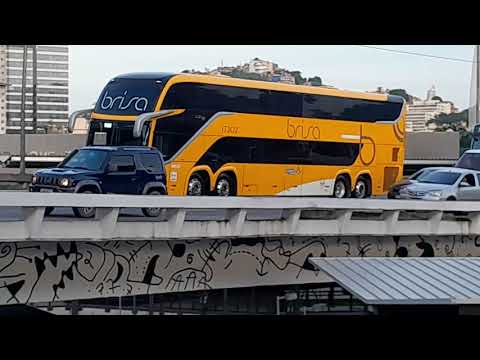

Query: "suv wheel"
<box><xmin>142</xmin><ymin>190</ymin><xmax>164</xmax><ymax>217</ymax></box>
<box><xmin>187</xmin><ymin>174</ymin><xmax>205</xmax><ymax>196</ymax></box>
<box><xmin>72</xmin><ymin>190</ymin><xmax>96</xmax><ymax>218</ymax></box>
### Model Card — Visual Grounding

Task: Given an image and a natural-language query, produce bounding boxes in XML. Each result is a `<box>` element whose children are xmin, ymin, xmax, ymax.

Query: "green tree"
<box><xmin>431</xmin><ymin>96</ymin><xmax>443</xmax><ymax>102</ymax></box>
<box><xmin>290</xmin><ymin>71</ymin><xmax>306</xmax><ymax>85</ymax></box>
<box><xmin>388</xmin><ymin>89</ymin><xmax>412</xmax><ymax>103</ymax></box>
<box><xmin>308</xmin><ymin>76</ymin><xmax>322</xmax><ymax>86</ymax></box>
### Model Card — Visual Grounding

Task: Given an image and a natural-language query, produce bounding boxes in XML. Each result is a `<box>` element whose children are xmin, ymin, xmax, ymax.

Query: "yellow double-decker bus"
<box><xmin>70</xmin><ymin>72</ymin><xmax>406</xmax><ymax>198</ymax></box>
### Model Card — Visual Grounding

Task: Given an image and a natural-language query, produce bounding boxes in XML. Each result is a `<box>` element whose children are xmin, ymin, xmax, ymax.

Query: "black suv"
<box><xmin>30</xmin><ymin>146</ymin><xmax>167</xmax><ymax>218</ymax></box>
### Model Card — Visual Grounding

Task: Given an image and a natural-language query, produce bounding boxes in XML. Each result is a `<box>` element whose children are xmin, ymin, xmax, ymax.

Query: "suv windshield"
<box><xmin>456</xmin><ymin>153</ymin><xmax>480</xmax><ymax>170</ymax></box>
<box><xmin>61</xmin><ymin>149</ymin><xmax>108</xmax><ymax>171</ymax></box>
<box><xmin>418</xmin><ymin>171</ymin><xmax>461</xmax><ymax>185</ymax></box>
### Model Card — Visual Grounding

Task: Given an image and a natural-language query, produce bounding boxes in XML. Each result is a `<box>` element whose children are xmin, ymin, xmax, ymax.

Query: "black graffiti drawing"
<box><xmin>0</xmin><ymin>235</ymin><xmax>478</xmax><ymax>304</ymax></box>
<box><xmin>393</xmin><ymin>236</ymin><xmax>408</xmax><ymax>257</ymax></box>
<box><xmin>417</xmin><ymin>236</ymin><xmax>435</xmax><ymax>257</ymax></box>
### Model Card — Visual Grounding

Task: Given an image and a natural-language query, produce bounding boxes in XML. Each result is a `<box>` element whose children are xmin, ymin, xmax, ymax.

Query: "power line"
<box><xmin>357</xmin><ymin>45</ymin><xmax>474</xmax><ymax>63</ymax></box>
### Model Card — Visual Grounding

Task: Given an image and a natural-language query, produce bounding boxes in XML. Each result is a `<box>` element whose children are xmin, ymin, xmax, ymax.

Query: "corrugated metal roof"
<box><xmin>309</xmin><ymin>257</ymin><xmax>480</xmax><ymax>305</ymax></box>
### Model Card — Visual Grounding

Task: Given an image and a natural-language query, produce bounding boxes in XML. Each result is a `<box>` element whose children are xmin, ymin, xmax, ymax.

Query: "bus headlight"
<box><xmin>59</xmin><ymin>178</ymin><xmax>72</xmax><ymax>187</ymax></box>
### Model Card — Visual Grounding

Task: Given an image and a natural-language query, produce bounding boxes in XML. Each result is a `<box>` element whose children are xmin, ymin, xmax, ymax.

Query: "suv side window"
<box><xmin>139</xmin><ymin>153</ymin><xmax>162</xmax><ymax>173</ymax></box>
<box><xmin>109</xmin><ymin>155</ymin><xmax>136</xmax><ymax>172</ymax></box>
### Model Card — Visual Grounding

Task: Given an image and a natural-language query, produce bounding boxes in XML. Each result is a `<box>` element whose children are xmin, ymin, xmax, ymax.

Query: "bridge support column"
<box><xmin>223</xmin><ymin>289</ymin><xmax>228</xmax><ymax>314</ymax></box>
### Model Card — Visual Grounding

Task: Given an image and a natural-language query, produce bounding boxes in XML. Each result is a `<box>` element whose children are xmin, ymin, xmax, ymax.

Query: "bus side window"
<box><xmin>248</xmin><ymin>145</ymin><xmax>257</xmax><ymax>162</ymax></box>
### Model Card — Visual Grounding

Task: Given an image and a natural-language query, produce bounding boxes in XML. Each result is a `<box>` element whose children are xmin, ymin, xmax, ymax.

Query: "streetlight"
<box><xmin>19</xmin><ymin>45</ymin><xmax>28</xmax><ymax>177</ymax></box>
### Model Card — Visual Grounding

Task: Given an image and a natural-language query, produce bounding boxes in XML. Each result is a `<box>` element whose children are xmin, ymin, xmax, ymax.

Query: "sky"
<box><xmin>69</xmin><ymin>45</ymin><xmax>475</xmax><ymax>111</ymax></box>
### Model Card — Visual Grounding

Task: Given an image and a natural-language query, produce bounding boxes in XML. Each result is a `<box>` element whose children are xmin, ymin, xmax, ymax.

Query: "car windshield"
<box><xmin>418</xmin><ymin>171</ymin><xmax>461</xmax><ymax>185</ymax></box>
<box><xmin>61</xmin><ymin>149</ymin><xmax>108</xmax><ymax>171</ymax></box>
<box><xmin>411</xmin><ymin>168</ymin><xmax>436</xmax><ymax>180</ymax></box>
<box><xmin>456</xmin><ymin>153</ymin><xmax>480</xmax><ymax>170</ymax></box>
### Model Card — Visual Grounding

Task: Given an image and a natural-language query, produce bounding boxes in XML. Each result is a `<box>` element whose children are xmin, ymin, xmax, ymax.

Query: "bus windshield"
<box><xmin>87</xmin><ymin>120</ymin><xmax>143</xmax><ymax>146</ymax></box>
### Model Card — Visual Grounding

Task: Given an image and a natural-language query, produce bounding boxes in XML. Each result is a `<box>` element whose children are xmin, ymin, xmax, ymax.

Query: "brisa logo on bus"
<box><xmin>100</xmin><ymin>91</ymin><xmax>149</xmax><ymax>112</ymax></box>
<box><xmin>287</xmin><ymin>119</ymin><xmax>320</xmax><ymax>140</ymax></box>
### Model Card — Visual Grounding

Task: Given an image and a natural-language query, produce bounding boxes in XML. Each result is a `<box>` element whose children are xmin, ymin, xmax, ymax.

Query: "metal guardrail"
<box><xmin>0</xmin><ymin>173</ymin><xmax>32</xmax><ymax>183</ymax></box>
<box><xmin>1</xmin><ymin>192</ymin><xmax>480</xmax><ymax>241</ymax></box>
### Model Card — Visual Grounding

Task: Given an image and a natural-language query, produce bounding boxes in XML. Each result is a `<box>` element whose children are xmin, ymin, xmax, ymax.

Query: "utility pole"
<box><xmin>32</xmin><ymin>45</ymin><xmax>38</xmax><ymax>133</ymax></box>
<box><xmin>19</xmin><ymin>45</ymin><xmax>28</xmax><ymax>176</ymax></box>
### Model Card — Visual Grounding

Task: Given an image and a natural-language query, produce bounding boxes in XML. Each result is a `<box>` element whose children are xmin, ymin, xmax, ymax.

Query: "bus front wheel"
<box><xmin>187</xmin><ymin>174</ymin><xmax>206</xmax><ymax>196</ymax></box>
<box><xmin>215</xmin><ymin>173</ymin><xmax>237</xmax><ymax>196</ymax></box>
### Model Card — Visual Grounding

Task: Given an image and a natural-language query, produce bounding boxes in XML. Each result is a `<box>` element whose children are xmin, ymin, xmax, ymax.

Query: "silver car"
<box><xmin>398</xmin><ymin>167</ymin><xmax>480</xmax><ymax>201</ymax></box>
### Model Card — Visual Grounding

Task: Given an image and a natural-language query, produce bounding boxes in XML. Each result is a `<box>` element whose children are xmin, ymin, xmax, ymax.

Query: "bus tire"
<box><xmin>45</xmin><ymin>207</ymin><xmax>54</xmax><ymax>216</ymax></box>
<box><xmin>447</xmin><ymin>196</ymin><xmax>456</xmax><ymax>201</ymax></box>
<box><xmin>187</xmin><ymin>173</ymin><xmax>207</xmax><ymax>196</ymax></box>
<box><xmin>353</xmin><ymin>176</ymin><xmax>371</xmax><ymax>199</ymax></box>
<box><xmin>333</xmin><ymin>175</ymin><xmax>351</xmax><ymax>199</ymax></box>
<box><xmin>215</xmin><ymin>173</ymin><xmax>237</xmax><ymax>196</ymax></box>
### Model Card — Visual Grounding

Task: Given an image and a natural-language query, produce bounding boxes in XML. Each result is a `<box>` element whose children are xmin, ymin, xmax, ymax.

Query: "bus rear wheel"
<box><xmin>353</xmin><ymin>176</ymin><xmax>371</xmax><ymax>199</ymax></box>
<box><xmin>333</xmin><ymin>175</ymin><xmax>351</xmax><ymax>199</ymax></box>
<box><xmin>215</xmin><ymin>173</ymin><xmax>237</xmax><ymax>196</ymax></box>
<box><xmin>187</xmin><ymin>174</ymin><xmax>206</xmax><ymax>196</ymax></box>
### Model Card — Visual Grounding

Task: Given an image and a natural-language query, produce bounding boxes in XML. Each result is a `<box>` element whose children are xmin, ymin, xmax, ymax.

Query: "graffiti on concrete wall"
<box><xmin>0</xmin><ymin>235</ymin><xmax>479</xmax><ymax>305</ymax></box>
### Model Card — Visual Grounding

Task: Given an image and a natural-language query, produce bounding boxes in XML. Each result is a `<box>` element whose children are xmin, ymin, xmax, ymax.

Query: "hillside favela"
<box><xmin>1</xmin><ymin>45</ymin><xmax>480</xmax><ymax>317</ymax></box>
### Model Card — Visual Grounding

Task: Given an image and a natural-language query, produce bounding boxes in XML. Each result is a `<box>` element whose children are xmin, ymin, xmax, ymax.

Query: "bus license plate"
<box><xmin>40</xmin><ymin>188</ymin><xmax>53</xmax><ymax>193</ymax></box>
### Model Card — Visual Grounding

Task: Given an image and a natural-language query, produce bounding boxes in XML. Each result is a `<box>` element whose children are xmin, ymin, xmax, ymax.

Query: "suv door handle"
<box><xmin>131</xmin><ymin>177</ymin><xmax>137</xmax><ymax>181</ymax></box>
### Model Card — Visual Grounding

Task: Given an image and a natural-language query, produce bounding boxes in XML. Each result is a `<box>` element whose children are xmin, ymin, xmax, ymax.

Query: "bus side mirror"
<box><xmin>68</xmin><ymin>108</ymin><xmax>93</xmax><ymax>133</ymax></box>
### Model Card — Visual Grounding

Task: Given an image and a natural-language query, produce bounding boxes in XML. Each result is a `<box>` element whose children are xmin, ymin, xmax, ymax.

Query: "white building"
<box><xmin>272</xmin><ymin>72</ymin><xmax>295</xmax><ymax>85</ymax></box>
<box><xmin>0</xmin><ymin>45</ymin><xmax>69</xmax><ymax>134</ymax></box>
<box><xmin>426</xmin><ymin>85</ymin><xmax>436</xmax><ymax>101</ymax></box>
<box><xmin>406</xmin><ymin>98</ymin><xmax>454</xmax><ymax>132</ymax></box>
<box><xmin>248</xmin><ymin>58</ymin><xmax>277</xmax><ymax>74</ymax></box>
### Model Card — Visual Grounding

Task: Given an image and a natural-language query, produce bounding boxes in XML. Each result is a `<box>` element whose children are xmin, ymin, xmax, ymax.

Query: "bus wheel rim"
<box><xmin>217</xmin><ymin>179</ymin><xmax>230</xmax><ymax>196</ymax></box>
<box><xmin>355</xmin><ymin>181</ymin><xmax>366</xmax><ymax>198</ymax></box>
<box><xmin>188</xmin><ymin>178</ymin><xmax>202</xmax><ymax>196</ymax></box>
<box><xmin>335</xmin><ymin>182</ymin><xmax>345</xmax><ymax>198</ymax></box>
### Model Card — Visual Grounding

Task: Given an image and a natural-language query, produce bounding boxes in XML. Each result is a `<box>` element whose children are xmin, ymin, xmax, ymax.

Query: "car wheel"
<box><xmin>215</xmin><ymin>173</ymin><xmax>237</xmax><ymax>196</ymax></box>
<box><xmin>142</xmin><ymin>190</ymin><xmax>164</xmax><ymax>217</ymax></box>
<box><xmin>333</xmin><ymin>175</ymin><xmax>351</xmax><ymax>198</ymax></box>
<box><xmin>72</xmin><ymin>190</ymin><xmax>96</xmax><ymax>218</ymax></box>
<box><xmin>353</xmin><ymin>177</ymin><xmax>371</xmax><ymax>199</ymax></box>
<box><xmin>45</xmin><ymin>207</ymin><xmax>54</xmax><ymax>216</ymax></box>
<box><xmin>187</xmin><ymin>174</ymin><xmax>205</xmax><ymax>196</ymax></box>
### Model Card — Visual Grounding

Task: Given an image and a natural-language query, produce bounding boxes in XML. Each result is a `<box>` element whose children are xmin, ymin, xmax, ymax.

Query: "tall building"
<box><xmin>426</xmin><ymin>85</ymin><xmax>436</xmax><ymax>101</ymax></box>
<box><xmin>0</xmin><ymin>46</ymin><xmax>7</xmax><ymax>134</ymax></box>
<box><xmin>0</xmin><ymin>45</ymin><xmax>69</xmax><ymax>134</ymax></box>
